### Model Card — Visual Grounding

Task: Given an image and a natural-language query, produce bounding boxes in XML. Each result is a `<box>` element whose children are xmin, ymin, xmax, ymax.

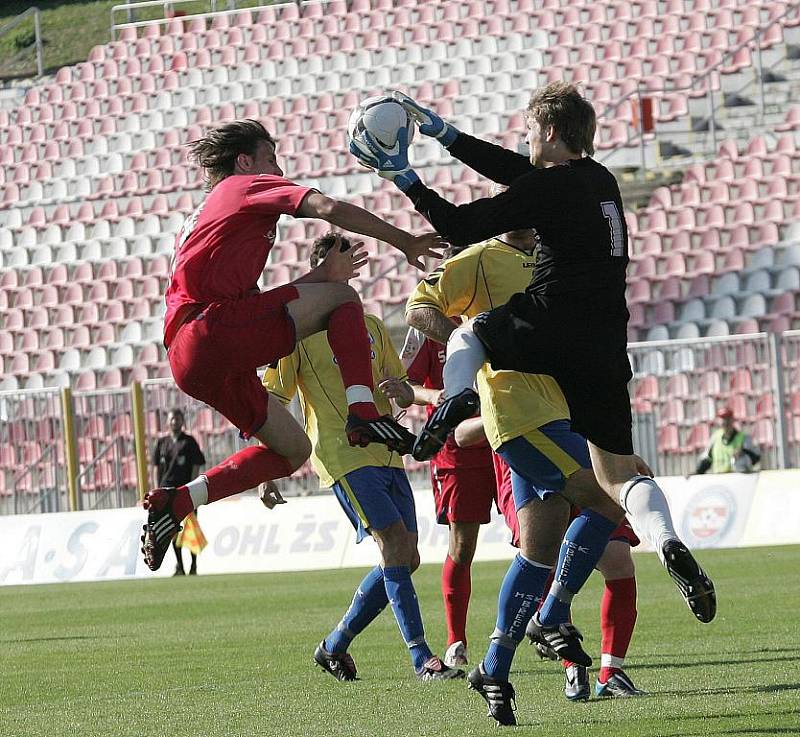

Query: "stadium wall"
<box><xmin>1</xmin><ymin>469</ymin><xmax>797</xmax><ymax>587</ymax></box>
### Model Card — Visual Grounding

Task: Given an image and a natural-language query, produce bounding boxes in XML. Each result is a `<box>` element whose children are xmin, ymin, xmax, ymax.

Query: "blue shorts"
<box><xmin>497</xmin><ymin>420</ymin><xmax>591</xmax><ymax>512</ymax></box>
<box><xmin>331</xmin><ymin>466</ymin><xmax>417</xmax><ymax>543</ymax></box>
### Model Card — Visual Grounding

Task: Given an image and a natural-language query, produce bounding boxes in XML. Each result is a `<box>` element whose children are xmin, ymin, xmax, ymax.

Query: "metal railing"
<box><xmin>0</xmin><ymin>387</ymin><xmax>65</xmax><ymax>515</ymax></box>
<box><xmin>597</xmin><ymin>2</ymin><xmax>800</xmax><ymax>169</ymax></box>
<box><xmin>0</xmin><ymin>6</ymin><xmax>44</xmax><ymax>77</ymax></box>
<box><xmin>628</xmin><ymin>332</ymin><xmax>792</xmax><ymax>476</ymax></box>
<box><xmin>111</xmin><ymin>0</ymin><xmax>313</xmax><ymax>37</ymax></box>
<box><xmin>2</xmin><ymin>330</ymin><xmax>800</xmax><ymax>514</ymax></box>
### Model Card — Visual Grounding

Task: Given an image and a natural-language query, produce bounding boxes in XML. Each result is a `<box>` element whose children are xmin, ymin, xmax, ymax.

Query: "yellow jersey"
<box><xmin>406</xmin><ymin>238</ymin><xmax>570</xmax><ymax>450</ymax></box>
<box><xmin>262</xmin><ymin>314</ymin><xmax>406</xmax><ymax>488</ymax></box>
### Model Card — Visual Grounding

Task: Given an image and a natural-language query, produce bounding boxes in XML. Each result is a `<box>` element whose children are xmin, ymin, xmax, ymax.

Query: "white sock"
<box><xmin>186</xmin><ymin>475</ymin><xmax>208</xmax><ymax>509</ymax></box>
<box><xmin>619</xmin><ymin>475</ymin><xmax>678</xmax><ymax>552</ymax></box>
<box><xmin>345</xmin><ymin>384</ymin><xmax>374</xmax><ymax>406</ymax></box>
<box><xmin>442</xmin><ymin>324</ymin><xmax>487</xmax><ymax>398</ymax></box>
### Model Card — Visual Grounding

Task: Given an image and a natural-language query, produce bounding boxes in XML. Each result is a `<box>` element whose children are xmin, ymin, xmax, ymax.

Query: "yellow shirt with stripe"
<box><xmin>262</xmin><ymin>313</ymin><xmax>405</xmax><ymax>489</ymax></box>
<box><xmin>406</xmin><ymin>238</ymin><xmax>570</xmax><ymax>450</ymax></box>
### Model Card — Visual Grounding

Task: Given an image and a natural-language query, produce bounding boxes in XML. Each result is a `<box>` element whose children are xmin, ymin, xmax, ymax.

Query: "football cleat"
<box><xmin>660</xmin><ymin>539</ymin><xmax>717</xmax><ymax>623</ymax></box>
<box><xmin>467</xmin><ymin>664</ymin><xmax>517</xmax><ymax>727</ymax></box>
<box><xmin>345</xmin><ymin>413</ymin><xmax>416</xmax><ymax>455</ymax></box>
<box><xmin>444</xmin><ymin>640</ymin><xmax>469</xmax><ymax>668</ymax></box>
<box><xmin>529</xmin><ymin>637</ymin><xmax>559</xmax><ymax>662</ymax></box>
<box><xmin>595</xmin><ymin>669</ymin><xmax>646</xmax><ymax>699</ymax></box>
<box><xmin>411</xmin><ymin>388</ymin><xmax>480</xmax><ymax>461</ymax></box>
<box><xmin>564</xmin><ymin>664</ymin><xmax>590</xmax><ymax>702</ymax></box>
<box><xmin>313</xmin><ymin>641</ymin><xmax>358</xmax><ymax>682</ymax></box>
<box><xmin>526</xmin><ymin>613</ymin><xmax>592</xmax><ymax>667</ymax></box>
<box><xmin>141</xmin><ymin>488</ymin><xmax>183</xmax><ymax>572</ymax></box>
<box><xmin>415</xmin><ymin>655</ymin><xmax>465</xmax><ymax>681</ymax></box>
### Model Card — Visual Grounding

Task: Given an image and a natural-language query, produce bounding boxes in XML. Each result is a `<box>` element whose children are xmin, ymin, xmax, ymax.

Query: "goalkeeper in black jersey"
<box><xmin>351</xmin><ymin>82</ymin><xmax>715</xmax><ymax>726</ymax></box>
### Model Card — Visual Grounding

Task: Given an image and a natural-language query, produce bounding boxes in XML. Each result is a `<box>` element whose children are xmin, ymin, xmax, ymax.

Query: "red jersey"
<box><xmin>401</xmin><ymin>327</ymin><xmax>493</xmax><ymax>470</ymax></box>
<box><xmin>164</xmin><ymin>174</ymin><xmax>312</xmax><ymax>347</ymax></box>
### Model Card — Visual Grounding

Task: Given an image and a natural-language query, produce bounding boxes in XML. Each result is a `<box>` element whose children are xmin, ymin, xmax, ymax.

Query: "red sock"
<box><xmin>326</xmin><ymin>301</ymin><xmax>378</xmax><ymax>420</ymax></box>
<box><xmin>599</xmin><ymin>576</ymin><xmax>637</xmax><ymax>683</ymax></box>
<box><xmin>442</xmin><ymin>555</ymin><xmax>471</xmax><ymax>646</ymax></box>
<box><xmin>205</xmin><ymin>445</ymin><xmax>293</xmax><ymax>504</ymax></box>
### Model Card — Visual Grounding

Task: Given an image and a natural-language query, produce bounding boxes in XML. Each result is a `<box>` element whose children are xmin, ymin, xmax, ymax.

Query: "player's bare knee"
<box><xmin>448</xmin><ymin>538</ymin><xmax>477</xmax><ymax>566</ymax></box>
<box><xmin>522</xmin><ymin>541</ymin><xmax>559</xmax><ymax>568</ymax></box>
<box><xmin>334</xmin><ymin>282</ymin><xmax>361</xmax><ymax>307</ymax></box>
<box><xmin>597</xmin><ymin>541</ymin><xmax>635</xmax><ymax>579</ymax></box>
<box><xmin>449</xmin><ymin>522</ymin><xmax>480</xmax><ymax>563</ymax></box>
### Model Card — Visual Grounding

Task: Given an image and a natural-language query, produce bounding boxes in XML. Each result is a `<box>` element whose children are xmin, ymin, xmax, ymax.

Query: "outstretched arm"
<box><xmin>296</xmin><ymin>192</ymin><xmax>441</xmax><ymax>269</ymax></box>
<box><xmin>447</xmin><ymin>132</ymin><xmax>533</xmax><ymax>186</ymax></box>
<box><xmin>406</xmin><ymin>177</ymin><xmax>538</xmax><ymax>247</ymax></box>
<box><xmin>394</xmin><ymin>93</ymin><xmax>532</xmax><ymax>184</ymax></box>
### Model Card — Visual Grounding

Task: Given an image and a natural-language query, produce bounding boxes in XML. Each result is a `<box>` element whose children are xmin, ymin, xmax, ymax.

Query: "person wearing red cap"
<box><xmin>693</xmin><ymin>407</ymin><xmax>761</xmax><ymax>475</ymax></box>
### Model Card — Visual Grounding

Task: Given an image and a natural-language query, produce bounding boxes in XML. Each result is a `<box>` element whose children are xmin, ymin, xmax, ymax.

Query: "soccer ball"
<box><xmin>348</xmin><ymin>95</ymin><xmax>416</xmax><ymax>162</ymax></box>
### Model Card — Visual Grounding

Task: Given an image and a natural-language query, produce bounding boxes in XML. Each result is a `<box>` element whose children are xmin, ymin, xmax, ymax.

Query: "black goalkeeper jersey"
<box><xmin>406</xmin><ymin>133</ymin><xmax>629</xmax><ymax>324</ymax></box>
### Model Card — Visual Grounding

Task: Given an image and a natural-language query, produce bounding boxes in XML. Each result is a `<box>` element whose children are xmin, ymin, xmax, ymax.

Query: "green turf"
<box><xmin>1</xmin><ymin>546</ymin><xmax>799</xmax><ymax>736</ymax></box>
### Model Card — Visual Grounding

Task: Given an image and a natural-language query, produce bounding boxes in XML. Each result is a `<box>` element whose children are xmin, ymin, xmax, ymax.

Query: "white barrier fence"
<box><xmin>2</xmin><ymin>471</ymin><xmax>798</xmax><ymax>586</ymax></box>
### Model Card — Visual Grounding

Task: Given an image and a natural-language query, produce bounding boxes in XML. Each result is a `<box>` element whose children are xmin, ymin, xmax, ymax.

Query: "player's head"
<box><xmin>188</xmin><ymin>119</ymin><xmax>281</xmax><ymax>191</ymax></box>
<box><xmin>310</xmin><ymin>232</ymin><xmax>353</xmax><ymax>269</ymax></box>
<box><xmin>716</xmin><ymin>406</ymin><xmax>734</xmax><ymax>431</ymax></box>
<box><xmin>168</xmin><ymin>408</ymin><xmax>185</xmax><ymax>434</ymax></box>
<box><xmin>525</xmin><ymin>82</ymin><xmax>596</xmax><ymax>166</ymax></box>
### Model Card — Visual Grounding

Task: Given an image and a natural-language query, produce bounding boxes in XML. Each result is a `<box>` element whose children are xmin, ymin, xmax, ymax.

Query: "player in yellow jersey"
<box><xmin>262</xmin><ymin>233</ymin><xmax>463</xmax><ymax>683</ymax></box>
<box><xmin>401</xmin><ymin>219</ymin><xmax>644</xmax><ymax>724</ymax></box>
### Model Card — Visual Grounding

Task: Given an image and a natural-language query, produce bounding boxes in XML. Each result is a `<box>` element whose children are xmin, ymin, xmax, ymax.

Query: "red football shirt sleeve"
<box><xmin>244</xmin><ymin>175</ymin><xmax>314</xmax><ymax>216</ymax></box>
<box><xmin>401</xmin><ymin>327</ymin><xmax>430</xmax><ymax>384</ymax></box>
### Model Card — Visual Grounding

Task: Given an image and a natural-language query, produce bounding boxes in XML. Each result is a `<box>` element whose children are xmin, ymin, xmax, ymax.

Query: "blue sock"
<box><xmin>324</xmin><ymin>566</ymin><xmax>388</xmax><ymax>653</ymax></box>
<box><xmin>483</xmin><ymin>553</ymin><xmax>552</xmax><ymax>680</ymax></box>
<box><xmin>383</xmin><ymin>565</ymin><xmax>433</xmax><ymax>670</ymax></box>
<box><xmin>538</xmin><ymin>509</ymin><xmax>617</xmax><ymax>627</ymax></box>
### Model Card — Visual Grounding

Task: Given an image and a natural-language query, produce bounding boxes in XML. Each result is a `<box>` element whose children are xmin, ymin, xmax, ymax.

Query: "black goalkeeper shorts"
<box><xmin>473</xmin><ymin>298</ymin><xmax>634</xmax><ymax>456</ymax></box>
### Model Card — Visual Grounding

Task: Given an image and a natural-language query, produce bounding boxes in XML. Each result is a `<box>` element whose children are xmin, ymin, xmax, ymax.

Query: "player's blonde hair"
<box><xmin>526</xmin><ymin>82</ymin><xmax>596</xmax><ymax>156</ymax></box>
<box><xmin>187</xmin><ymin>119</ymin><xmax>276</xmax><ymax>191</ymax></box>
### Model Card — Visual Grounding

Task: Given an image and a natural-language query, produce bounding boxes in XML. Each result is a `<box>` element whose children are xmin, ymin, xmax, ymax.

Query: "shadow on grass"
<box><xmin>682</xmin><ymin>724</ymin><xmax>800</xmax><ymax>736</ymax></box>
<box><xmin>655</xmin><ymin>682</ymin><xmax>800</xmax><ymax>699</ymax></box>
<box><xmin>632</xmin><ymin>652</ymin><xmax>800</xmax><ymax>671</ymax></box>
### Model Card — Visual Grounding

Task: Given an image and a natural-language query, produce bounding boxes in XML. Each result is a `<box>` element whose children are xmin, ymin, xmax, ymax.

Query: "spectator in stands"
<box><xmin>693</xmin><ymin>407</ymin><xmax>761</xmax><ymax>475</ymax></box>
<box><xmin>151</xmin><ymin>409</ymin><xmax>207</xmax><ymax>575</ymax></box>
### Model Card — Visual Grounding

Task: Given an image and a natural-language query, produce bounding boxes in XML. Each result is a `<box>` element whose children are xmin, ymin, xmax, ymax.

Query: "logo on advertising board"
<box><xmin>682</xmin><ymin>485</ymin><xmax>736</xmax><ymax>547</ymax></box>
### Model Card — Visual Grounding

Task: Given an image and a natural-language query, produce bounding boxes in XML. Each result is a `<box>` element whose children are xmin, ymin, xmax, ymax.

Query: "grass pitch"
<box><xmin>1</xmin><ymin>545</ymin><xmax>799</xmax><ymax>737</ymax></box>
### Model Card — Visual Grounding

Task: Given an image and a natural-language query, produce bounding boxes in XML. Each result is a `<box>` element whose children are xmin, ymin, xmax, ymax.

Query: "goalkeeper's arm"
<box><xmin>393</xmin><ymin>91</ymin><xmax>532</xmax><ymax>184</ymax></box>
<box><xmin>446</xmin><ymin>132</ymin><xmax>533</xmax><ymax>186</ymax></box>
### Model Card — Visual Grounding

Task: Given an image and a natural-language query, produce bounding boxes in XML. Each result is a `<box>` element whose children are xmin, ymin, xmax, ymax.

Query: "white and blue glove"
<box><xmin>391</xmin><ymin>91</ymin><xmax>460</xmax><ymax>148</ymax></box>
<box><xmin>349</xmin><ymin>124</ymin><xmax>420</xmax><ymax>192</ymax></box>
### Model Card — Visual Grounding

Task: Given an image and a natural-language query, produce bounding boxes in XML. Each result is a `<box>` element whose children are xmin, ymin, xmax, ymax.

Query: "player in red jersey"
<box><xmin>381</xmin><ymin>325</ymin><xmax>496</xmax><ymax>668</ymax></box>
<box><xmin>141</xmin><ymin>119</ymin><xmax>442</xmax><ymax>571</ymax></box>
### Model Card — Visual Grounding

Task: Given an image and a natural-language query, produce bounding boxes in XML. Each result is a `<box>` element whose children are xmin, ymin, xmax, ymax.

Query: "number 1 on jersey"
<box><xmin>601</xmin><ymin>201</ymin><xmax>624</xmax><ymax>257</ymax></box>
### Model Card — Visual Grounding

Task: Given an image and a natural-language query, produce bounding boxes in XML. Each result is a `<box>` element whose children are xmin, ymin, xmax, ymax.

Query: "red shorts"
<box><xmin>431</xmin><ymin>462</ymin><xmax>497</xmax><ymax>525</ymax></box>
<box><xmin>568</xmin><ymin>505</ymin><xmax>641</xmax><ymax>547</ymax></box>
<box><xmin>167</xmin><ymin>286</ymin><xmax>299</xmax><ymax>437</ymax></box>
<box><xmin>492</xmin><ymin>453</ymin><xmax>520</xmax><ymax>547</ymax></box>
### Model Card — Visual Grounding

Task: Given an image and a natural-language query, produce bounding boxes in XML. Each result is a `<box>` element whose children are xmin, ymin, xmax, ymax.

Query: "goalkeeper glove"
<box><xmin>349</xmin><ymin>124</ymin><xmax>420</xmax><ymax>192</ymax></box>
<box><xmin>391</xmin><ymin>91</ymin><xmax>459</xmax><ymax>148</ymax></box>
